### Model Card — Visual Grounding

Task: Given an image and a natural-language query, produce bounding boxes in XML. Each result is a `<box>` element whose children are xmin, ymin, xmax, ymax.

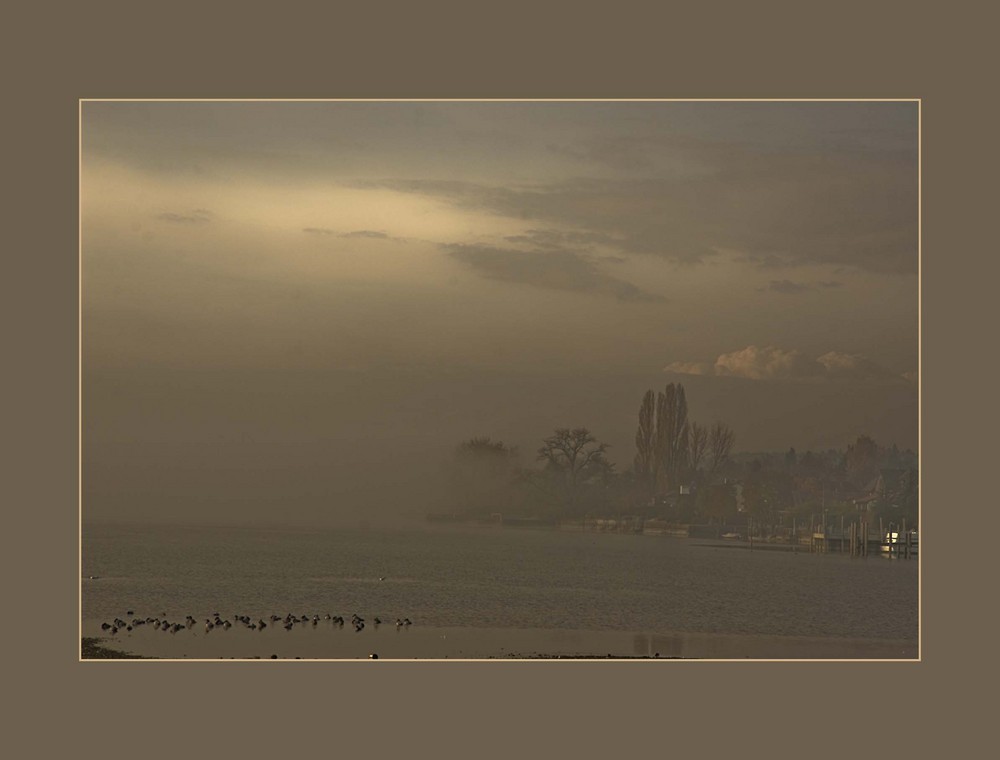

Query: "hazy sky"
<box><xmin>82</xmin><ymin>101</ymin><xmax>918</xmax><ymax>524</ymax></box>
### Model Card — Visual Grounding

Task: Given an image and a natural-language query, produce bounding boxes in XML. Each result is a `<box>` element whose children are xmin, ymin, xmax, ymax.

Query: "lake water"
<box><xmin>81</xmin><ymin>522</ymin><xmax>918</xmax><ymax>659</ymax></box>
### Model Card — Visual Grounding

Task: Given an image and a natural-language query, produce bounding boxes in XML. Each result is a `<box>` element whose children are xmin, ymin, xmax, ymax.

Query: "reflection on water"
<box><xmin>82</xmin><ymin>522</ymin><xmax>918</xmax><ymax>658</ymax></box>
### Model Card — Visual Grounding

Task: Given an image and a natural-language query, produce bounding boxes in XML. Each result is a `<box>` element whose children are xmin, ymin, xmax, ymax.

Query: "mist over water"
<box><xmin>82</xmin><ymin>365</ymin><xmax>917</xmax><ymax>526</ymax></box>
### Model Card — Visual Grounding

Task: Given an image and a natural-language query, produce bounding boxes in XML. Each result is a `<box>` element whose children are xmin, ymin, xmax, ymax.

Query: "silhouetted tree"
<box><xmin>708</xmin><ymin>422</ymin><xmax>735</xmax><ymax>474</ymax></box>
<box><xmin>655</xmin><ymin>383</ymin><xmax>689</xmax><ymax>494</ymax></box>
<box><xmin>785</xmin><ymin>447</ymin><xmax>797</xmax><ymax>469</ymax></box>
<box><xmin>633</xmin><ymin>389</ymin><xmax>658</xmax><ymax>502</ymax></box>
<box><xmin>537</xmin><ymin>428</ymin><xmax>613</xmax><ymax>514</ymax></box>
<box><xmin>688</xmin><ymin>422</ymin><xmax>708</xmax><ymax>475</ymax></box>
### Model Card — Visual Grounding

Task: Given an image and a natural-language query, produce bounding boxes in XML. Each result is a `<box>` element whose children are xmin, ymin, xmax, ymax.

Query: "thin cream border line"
<box><xmin>78</xmin><ymin>97</ymin><xmax>921</xmax><ymax>663</ymax></box>
<box><xmin>917</xmin><ymin>99</ymin><xmax>922</xmax><ymax>662</ymax></box>
<box><xmin>81</xmin><ymin>97</ymin><xmax>919</xmax><ymax>102</ymax></box>
<box><xmin>78</xmin><ymin>99</ymin><xmax>84</xmax><ymax>659</ymax></box>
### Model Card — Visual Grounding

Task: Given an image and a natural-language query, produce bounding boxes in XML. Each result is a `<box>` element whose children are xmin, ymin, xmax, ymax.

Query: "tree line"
<box><xmin>444</xmin><ymin>383</ymin><xmax>916</xmax><ymax>527</ymax></box>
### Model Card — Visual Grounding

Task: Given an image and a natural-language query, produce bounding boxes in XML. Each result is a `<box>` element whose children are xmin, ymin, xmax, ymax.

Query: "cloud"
<box><xmin>444</xmin><ymin>243</ymin><xmax>664</xmax><ymax>302</ymax></box>
<box><xmin>502</xmin><ymin>228</ymin><xmax>625</xmax><ymax>250</ymax></box>
<box><xmin>340</xmin><ymin>230</ymin><xmax>390</xmax><ymax>239</ymax></box>
<box><xmin>713</xmin><ymin>345</ymin><xmax>823</xmax><ymax>380</ymax></box>
<box><xmin>661</xmin><ymin>361</ymin><xmax>713</xmax><ymax>376</ymax></box>
<box><xmin>350</xmin><ymin>125</ymin><xmax>916</xmax><ymax>274</ymax></box>
<box><xmin>303</xmin><ymin>228</ymin><xmax>397</xmax><ymax>240</ymax></box>
<box><xmin>755</xmin><ymin>279</ymin><xmax>845</xmax><ymax>294</ymax></box>
<box><xmin>156</xmin><ymin>209</ymin><xmax>212</xmax><ymax>224</ymax></box>
<box><xmin>665</xmin><ymin>345</ymin><xmax>910</xmax><ymax>383</ymax></box>
<box><xmin>815</xmin><ymin>351</ymin><xmax>902</xmax><ymax>382</ymax></box>
<box><xmin>762</xmin><ymin>279</ymin><xmax>812</xmax><ymax>294</ymax></box>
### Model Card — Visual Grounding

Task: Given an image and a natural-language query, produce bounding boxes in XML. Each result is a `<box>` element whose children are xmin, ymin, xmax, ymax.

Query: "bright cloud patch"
<box><xmin>714</xmin><ymin>345</ymin><xmax>822</xmax><ymax>380</ymax></box>
<box><xmin>665</xmin><ymin>345</ymin><xmax>911</xmax><ymax>383</ymax></box>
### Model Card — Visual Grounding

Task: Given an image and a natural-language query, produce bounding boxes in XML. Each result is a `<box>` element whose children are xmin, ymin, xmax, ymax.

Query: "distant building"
<box><xmin>854</xmin><ymin>468</ymin><xmax>918</xmax><ymax>519</ymax></box>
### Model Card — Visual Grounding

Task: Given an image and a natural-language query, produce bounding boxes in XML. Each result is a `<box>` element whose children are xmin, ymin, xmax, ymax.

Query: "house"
<box><xmin>854</xmin><ymin>468</ymin><xmax>918</xmax><ymax>519</ymax></box>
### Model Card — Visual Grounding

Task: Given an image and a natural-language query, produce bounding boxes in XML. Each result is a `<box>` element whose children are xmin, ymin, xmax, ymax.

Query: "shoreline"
<box><xmin>80</xmin><ymin>625</ymin><xmax>918</xmax><ymax>661</ymax></box>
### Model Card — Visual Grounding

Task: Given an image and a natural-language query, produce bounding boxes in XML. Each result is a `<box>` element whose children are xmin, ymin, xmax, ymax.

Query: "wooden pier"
<box><xmin>807</xmin><ymin>517</ymin><xmax>916</xmax><ymax>558</ymax></box>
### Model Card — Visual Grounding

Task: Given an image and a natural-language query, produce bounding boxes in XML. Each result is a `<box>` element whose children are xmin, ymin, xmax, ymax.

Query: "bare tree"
<box><xmin>655</xmin><ymin>383</ymin><xmax>689</xmax><ymax>494</ymax></box>
<box><xmin>537</xmin><ymin>428</ymin><xmax>612</xmax><ymax>513</ymax></box>
<box><xmin>688</xmin><ymin>422</ymin><xmax>708</xmax><ymax>474</ymax></box>
<box><xmin>708</xmin><ymin>422</ymin><xmax>735</xmax><ymax>475</ymax></box>
<box><xmin>633</xmin><ymin>390</ymin><xmax>657</xmax><ymax>501</ymax></box>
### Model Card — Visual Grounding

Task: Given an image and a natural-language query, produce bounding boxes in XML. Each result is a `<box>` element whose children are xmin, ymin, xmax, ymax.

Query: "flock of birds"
<box><xmin>99</xmin><ymin>610</ymin><xmax>413</xmax><ymax>636</ymax></box>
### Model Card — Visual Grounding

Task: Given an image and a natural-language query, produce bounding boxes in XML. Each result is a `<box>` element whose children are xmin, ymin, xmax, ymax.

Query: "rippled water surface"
<box><xmin>82</xmin><ymin>522</ymin><xmax>918</xmax><ymax>657</ymax></box>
